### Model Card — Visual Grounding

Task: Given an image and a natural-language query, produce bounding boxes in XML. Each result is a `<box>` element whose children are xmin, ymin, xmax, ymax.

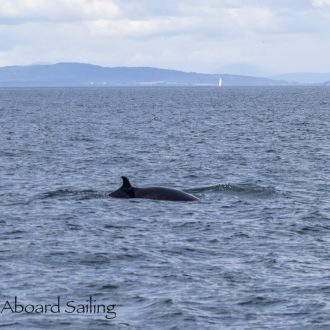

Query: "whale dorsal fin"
<box><xmin>120</xmin><ymin>176</ymin><xmax>135</xmax><ymax>198</ymax></box>
<box><xmin>121</xmin><ymin>176</ymin><xmax>132</xmax><ymax>189</ymax></box>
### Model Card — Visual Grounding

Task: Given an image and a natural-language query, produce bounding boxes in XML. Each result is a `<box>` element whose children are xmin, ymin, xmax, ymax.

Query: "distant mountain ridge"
<box><xmin>0</xmin><ymin>62</ymin><xmax>289</xmax><ymax>87</ymax></box>
<box><xmin>272</xmin><ymin>72</ymin><xmax>330</xmax><ymax>84</ymax></box>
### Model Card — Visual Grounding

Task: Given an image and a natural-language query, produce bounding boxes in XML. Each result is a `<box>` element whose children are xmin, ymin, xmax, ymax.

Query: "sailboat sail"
<box><xmin>218</xmin><ymin>77</ymin><xmax>222</xmax><ymax>87</ymax></box>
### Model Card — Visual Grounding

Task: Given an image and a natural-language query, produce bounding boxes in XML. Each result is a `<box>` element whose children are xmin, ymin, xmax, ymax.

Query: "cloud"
<box><xmin>86</xmin><ymin>16</ymin><xmax>201</xmax><ymax>39</ymax></box>
<box><xmin>0</xmin><ymin>0</ymin><xmax>330</xmax><ymax>73</ymax></box>
<box><xmin>313</xmin><ymin>0</ymin><xmax>330</xmax><ymax>6</ymax></box>
<box><xmin>0</xmin><ymin>0</ymin><xmax>119</xmax><ymax>23</ymax></box>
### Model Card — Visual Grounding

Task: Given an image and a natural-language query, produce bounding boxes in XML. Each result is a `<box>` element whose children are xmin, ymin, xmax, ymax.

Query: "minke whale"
<box><xmin>109</xmin><ymin>177</ymin><xmax>198</xmax><ymax>202</ymax></box>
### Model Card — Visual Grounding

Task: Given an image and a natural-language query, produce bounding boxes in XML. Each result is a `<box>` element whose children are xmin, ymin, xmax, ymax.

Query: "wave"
<box><xmin>37</xmin><ymin>188</ymin><xmax>105</xmax><ymax>200</ymax></box>
<box><xmin>35</xmin><ymin>183</ymin><xmax>276</xmax><ymax>202</ymax></box>
<box><xmin>186</xmin><ymin>183</ymin><xmax>276</xmax><ymax>197</ymax></box>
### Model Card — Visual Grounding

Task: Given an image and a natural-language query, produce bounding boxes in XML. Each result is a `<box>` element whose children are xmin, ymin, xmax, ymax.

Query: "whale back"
<box><xmin>134</xmin><ymin>186</ymin><xmax>198</xmax><ymax>201</ymax></box>
<box><xmin>109</xmin><ymin>177</ymin><xmax>198</xmax><ymax>202</ymax></box>
<box><xmin>109</xmin><ymin>176</ymin><xmax>135</xmax><ymax>198</ymax></box>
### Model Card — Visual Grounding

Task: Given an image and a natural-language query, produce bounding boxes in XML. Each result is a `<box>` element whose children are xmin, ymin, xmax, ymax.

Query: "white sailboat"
<box><xmin>218</xmin><ymin>76</ymin><xmax>222</xmax><ymax>87</ymax></box>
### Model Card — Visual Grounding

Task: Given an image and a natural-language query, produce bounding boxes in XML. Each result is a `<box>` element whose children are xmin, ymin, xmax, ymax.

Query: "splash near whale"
<box><xmin>109</xmin><ymin>177</ymin><xmax>198</xmax><ymax>202</ymax></box>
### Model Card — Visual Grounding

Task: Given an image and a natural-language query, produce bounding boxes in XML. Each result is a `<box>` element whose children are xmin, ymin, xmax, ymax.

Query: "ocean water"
<box><xmin>0</xmin><ymin>86</ymin><xmax>329</xmax><ymax>329</ymax></box>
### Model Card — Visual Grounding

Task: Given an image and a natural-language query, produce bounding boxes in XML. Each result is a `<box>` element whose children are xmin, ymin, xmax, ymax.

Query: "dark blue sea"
<box><xmin>0</xmin><ymin>87</ymin><xmax>329</xmax><ymax>329</ymax></box>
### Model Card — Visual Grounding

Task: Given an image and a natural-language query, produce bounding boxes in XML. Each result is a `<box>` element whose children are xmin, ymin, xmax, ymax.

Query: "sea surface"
<box><xmin>0</xmin><ymin>86</ymin><xmax>329</xmax><ymax>329</ymax></box>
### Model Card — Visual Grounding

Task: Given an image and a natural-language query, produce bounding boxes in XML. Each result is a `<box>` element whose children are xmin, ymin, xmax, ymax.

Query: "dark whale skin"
<box><xmin>109</xmin><ymin>177</ymin><xmax>198</xmax><ymax>202</ymax></box>
<box><xmin>133</xmin><ymin>187</ymin><xmax>198</xmax><ymax>201</ymax></box>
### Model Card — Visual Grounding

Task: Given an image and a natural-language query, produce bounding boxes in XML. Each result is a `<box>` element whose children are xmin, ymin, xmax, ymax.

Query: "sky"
<box><xmin>0</xmin><ymin>0</ymin><xmax>330</xmax><ymax>75</ymax></box>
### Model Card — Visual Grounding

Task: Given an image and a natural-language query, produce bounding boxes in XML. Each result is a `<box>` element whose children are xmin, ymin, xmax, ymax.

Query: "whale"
<box><xmin>109</xmin><ymin>177</ymin><xmax>198</xmax><ymax>202</ymax></box>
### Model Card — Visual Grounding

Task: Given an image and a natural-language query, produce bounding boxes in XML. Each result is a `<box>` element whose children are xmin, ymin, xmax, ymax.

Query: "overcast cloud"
<box><xmin>0</xmin><ymin>0</ymin><xmax>330</xmax><ymax>74</ymax></box>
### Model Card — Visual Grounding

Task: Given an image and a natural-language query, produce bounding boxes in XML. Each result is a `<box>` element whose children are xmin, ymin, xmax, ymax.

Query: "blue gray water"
<box><xmin>0</xmin><ymin>86</ymin><xmax>329</xmax><ymax>329</ymax></box>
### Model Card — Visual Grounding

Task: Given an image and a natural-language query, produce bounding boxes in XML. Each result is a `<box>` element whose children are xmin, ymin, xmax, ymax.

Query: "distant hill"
<box><xmin>0</xmin><ymin>62</ymin><xmax>288</xmax><ymax>87</ymax></box>
<box><xmin>272</xmin><ymin>72</ymin><xmax>330</xmax><ymax>84</ymax></box>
